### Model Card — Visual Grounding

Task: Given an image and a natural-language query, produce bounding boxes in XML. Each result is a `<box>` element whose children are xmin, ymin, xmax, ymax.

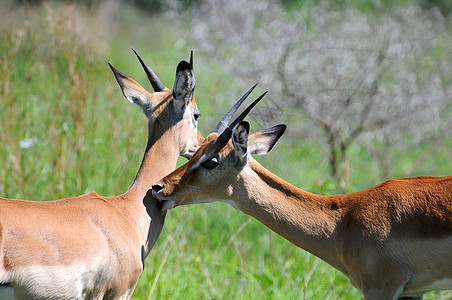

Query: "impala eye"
<box><xmin>194</xmin><ymin>113</ymin><xmax>201</xmax><ymax>121</ymax></box>
<box><xmin>201</xmin><ymin>157</ymin><xmax>219</xmax><ymax>170</ymax></box>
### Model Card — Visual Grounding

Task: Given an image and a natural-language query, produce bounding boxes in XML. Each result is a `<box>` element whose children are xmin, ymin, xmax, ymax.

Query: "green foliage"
<box><xmin>1</xmin><ymin>2</ymin><xmax>451</xmax><ymax>300</ymax></box>
<box><xmin>281</xmin><ymin>0</ymin><xmax>452</xmax><ymax>15</ymax></box>
<box><xmin>419</xmin><ymin>0</ymin><xmax>452</xmax><ymax>15</ymax></box>
<box><xmin>5</xmin><ymin>31</ymin><xmax>148</xmax><ymax>201</ymax></box>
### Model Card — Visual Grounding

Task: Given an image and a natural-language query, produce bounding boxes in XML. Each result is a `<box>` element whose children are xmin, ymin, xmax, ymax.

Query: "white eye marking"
<box><xmin>201</xmin><ymin>157</ymin><xmax>219</xmax><ymax>170</ymax></box>
<box><xmin>190</xmin><ymin>155</ymin><xmax>218</xmax><ymax>171</ymax></box>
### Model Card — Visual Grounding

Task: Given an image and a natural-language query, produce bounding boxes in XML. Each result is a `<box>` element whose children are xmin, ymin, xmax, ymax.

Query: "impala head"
<box><xmin>109</xmin><ymin>49</ymin><xmax>201</xmax><ymax>157</ymax></box>
<box><xmin>152</xmin><ymin>90</ymin><xmax>286</xmax><ymax>211</ymax></box>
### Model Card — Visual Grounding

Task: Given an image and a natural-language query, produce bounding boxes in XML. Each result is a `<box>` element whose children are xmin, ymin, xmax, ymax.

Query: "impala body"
<box><xmin>153</xmin><ymin>117</ymin><xmax>452</xmax><ymax>300</ymax></box>
<box><xmin>0</xmin><ymin>50</ymin><xmax>203</xmax><ymax>299</ymax></box>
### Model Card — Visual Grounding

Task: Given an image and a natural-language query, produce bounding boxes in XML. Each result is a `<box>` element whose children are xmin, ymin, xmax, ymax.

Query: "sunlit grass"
<box><xmin>1</xmin><ymin>2</ymin><xmax>451</xmax><ymax>300</ymax></box>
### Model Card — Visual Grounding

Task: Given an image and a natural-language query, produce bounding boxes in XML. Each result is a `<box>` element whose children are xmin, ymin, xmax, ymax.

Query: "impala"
<box><xmin>152</xmin><ymin>106</ymin><xmax>452</xmax><ymax>299</ymax></box>
<box><xmin>0</xmin><ymin>49</ymin><xmax>214</xmax><ymax>299</ymax></box>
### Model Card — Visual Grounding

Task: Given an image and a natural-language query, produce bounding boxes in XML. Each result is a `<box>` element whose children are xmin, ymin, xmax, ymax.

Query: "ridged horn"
<box><xmin>217</xmin><ymin>91</ymin><xmax>267</xmax><ymax>145</ymax></box>
<box><xmin>132</xmin><ymin>48</ymin><xmax>165</xmax><ymax>92</ymax></box>
<box><xmin>213</xmin><ymin>83</ymin><xmax>258</xmax><ymax>134</ymax></box>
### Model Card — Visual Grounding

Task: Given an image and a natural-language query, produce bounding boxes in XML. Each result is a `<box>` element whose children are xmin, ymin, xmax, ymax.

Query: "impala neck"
<box><xmin>234</xmin><ymin>159</ymin><xmax>346</xmax><ymax>272</ymax></box>
<box><xmin>122</xmin><ymin>119</ymin><xmax>179</xmax><ymax>258</ymax></box>
<box><xmin>128</xmin><ymin>120</ymin><xmax>180</xmax><ymax>200</ymax></box>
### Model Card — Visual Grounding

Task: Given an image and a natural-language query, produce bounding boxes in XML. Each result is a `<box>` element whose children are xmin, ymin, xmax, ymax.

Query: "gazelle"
<box><xmin>152</xmin><ymin>103</ymin><xmax>452</xmax><ymax>299</ymax></box>
<box><xmin>0</xmin><ymin>49</ymin><xmax>212</xmax><ymax>299</ymax></box>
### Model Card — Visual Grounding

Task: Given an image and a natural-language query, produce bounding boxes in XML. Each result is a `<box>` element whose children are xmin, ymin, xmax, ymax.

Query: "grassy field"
<box><xmin>1</xmin><ymin>2</ymin><xmax>451</xmax><ymax>299</ymax></box>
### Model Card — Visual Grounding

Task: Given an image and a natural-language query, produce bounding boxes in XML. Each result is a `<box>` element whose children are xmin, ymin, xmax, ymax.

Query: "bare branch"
<box><xmin>171</xmin><ymin>0</ymin><xmax>452</xmax><ymax>187</ymax></box>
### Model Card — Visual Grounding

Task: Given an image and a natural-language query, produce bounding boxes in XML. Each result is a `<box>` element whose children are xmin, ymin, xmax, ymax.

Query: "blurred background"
<box><xmin>1</xmin><ymin>0</ymin><xmax>451</xmax><ymax>298</ymax></box>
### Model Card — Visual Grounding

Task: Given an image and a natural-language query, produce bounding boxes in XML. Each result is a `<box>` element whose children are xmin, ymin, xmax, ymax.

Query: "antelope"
<box><xmin>152</xmin><ymin>97</ymin><xmax>452</xmax><ymax>300</ymax></box>
<box><xmin>0</xmin><ymin>49</ymin><xmax>213</xmax><ymax>299</ymax></box>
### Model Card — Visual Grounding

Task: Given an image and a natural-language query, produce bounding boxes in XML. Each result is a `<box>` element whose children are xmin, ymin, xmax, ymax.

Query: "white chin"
<box><xmin>182</xmin><ymin>148</ymin><xmax>198</xmax><ymax>158</ymax></box>
<box><xmin>152</xmin><ymin>190</ymin><xmax>171</xmax><ymax>201</ymax></box>
<box><xmin>161</xmin><ymin>200</ymin><xmax>176</xmax><ymax>211</ymax></box>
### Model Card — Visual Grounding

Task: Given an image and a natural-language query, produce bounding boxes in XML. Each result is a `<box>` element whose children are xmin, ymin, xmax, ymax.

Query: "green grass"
<box><xmin>1</xmin><ymin>2</ymin><xmax>451</xmax><ymax>299</ymax></box>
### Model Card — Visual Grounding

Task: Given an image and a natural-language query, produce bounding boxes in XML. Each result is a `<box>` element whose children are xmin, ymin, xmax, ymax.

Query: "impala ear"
<box><xmin>248</xmin><ymin>124</ymin><xmax>286</xmax><ymax>156</ymax></box>
<box><xmin>172</xmin><ymin>60</ymin><xmax>195</xmax><ymax>112</ymax></box>
<box><xmin>109</xmin><ymin>63</ymin><xmax>153</xmax><ymax>116</ymax></box>
<box><xmin>232</xmin><ymin>121</ymin><xmax>250</xmax><ymax>163</ymax></box>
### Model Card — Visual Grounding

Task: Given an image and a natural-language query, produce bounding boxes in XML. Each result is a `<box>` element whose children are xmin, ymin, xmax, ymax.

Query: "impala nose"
<box><xmin>152</xmin><ymin>183</ymin><xmax>164</xmax><ymax>193</ymax></box>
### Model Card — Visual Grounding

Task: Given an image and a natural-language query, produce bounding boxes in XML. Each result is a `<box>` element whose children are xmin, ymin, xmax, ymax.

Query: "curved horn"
<box><xmin>213</xmin><ymin>83</ymin><xmax>258</xmax><ymax>134</ymax></box>
<box><xmin>217</xmin><ymin>91</ymin><xmax>267</xmax><ymax>145</ymax></box>
<box><xmin>132</xmin><ymin>48</ymin><xmax>165</xmax><ymax>92</ymax></box>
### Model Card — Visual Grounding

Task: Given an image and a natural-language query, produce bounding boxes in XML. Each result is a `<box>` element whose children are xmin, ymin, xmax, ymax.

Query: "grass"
<box><xmin>1</xmin><ymin>2</ymin><xmax>451</xmax><ymax>299</ymax></box>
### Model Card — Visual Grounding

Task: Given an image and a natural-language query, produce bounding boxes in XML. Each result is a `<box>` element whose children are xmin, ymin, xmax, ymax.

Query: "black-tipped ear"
<box><xmin>248</xmin><ymin>124</ymin><xmax>286</xmax><ymax>156</ymax></box>
<box><xmin>172</xmin><ymin>60</ymin><xmax>195</xmax><ymax>111</ymax></box>
<box><xmin>240</xmin><ymin>121</ymin><xmax>250</xmax><ymax>134</ymax></box>
<box><xmin>232</xmin><ymin>121</ymin><xmax>250</xmax><ymax>163</ymax></box>
<box><xmin>109</xmin><ymin>62</ymin><xmax>128</xmax><ymax>83</ymax></box>
<box><xmin>109</xmin><ymin>62</ymin><xmax>153</xmax><ymax>116</ymax></box>
<box><xmin>176</xmin><ymin>61</ymin><xmax>192</xmax><ymax>73</ymax></box>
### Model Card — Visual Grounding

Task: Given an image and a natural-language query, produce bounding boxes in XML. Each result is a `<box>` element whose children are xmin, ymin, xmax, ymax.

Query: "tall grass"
<box><xmin>1</xmin><ymin>2</ymin><xmax>451</xmax><ymax>299</ymax></box>
<box><xmin>0</xmin><ymin>2</ymin><xmax>167</xmax><ymax>200</ymax></box>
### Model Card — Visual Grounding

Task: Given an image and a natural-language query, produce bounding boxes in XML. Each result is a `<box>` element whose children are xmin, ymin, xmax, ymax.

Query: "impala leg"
<box><xmin>363</xmin><ymin>289</ymin><xmax>396</xmax><ymax>300</ymax></box>
<box><xmin>363</xmin><ymin>288</ymin><xmax>423</xmax><ymax>300</ymax></box>
<box><xmin>361</xmin><ymin>278</ymin><xmax>411</xmax><ymax>300</ymax></box>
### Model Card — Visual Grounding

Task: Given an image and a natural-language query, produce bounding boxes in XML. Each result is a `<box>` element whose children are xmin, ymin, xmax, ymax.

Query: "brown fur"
<box><xmin>0</xmin><ymin>58</ymin><xmax>201</xmax><ymax>299</ymax></box>
<box><xmin>154</xmin><ymin>131</ymin><xmax>452</xmax><ymax>300</ymax></box>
